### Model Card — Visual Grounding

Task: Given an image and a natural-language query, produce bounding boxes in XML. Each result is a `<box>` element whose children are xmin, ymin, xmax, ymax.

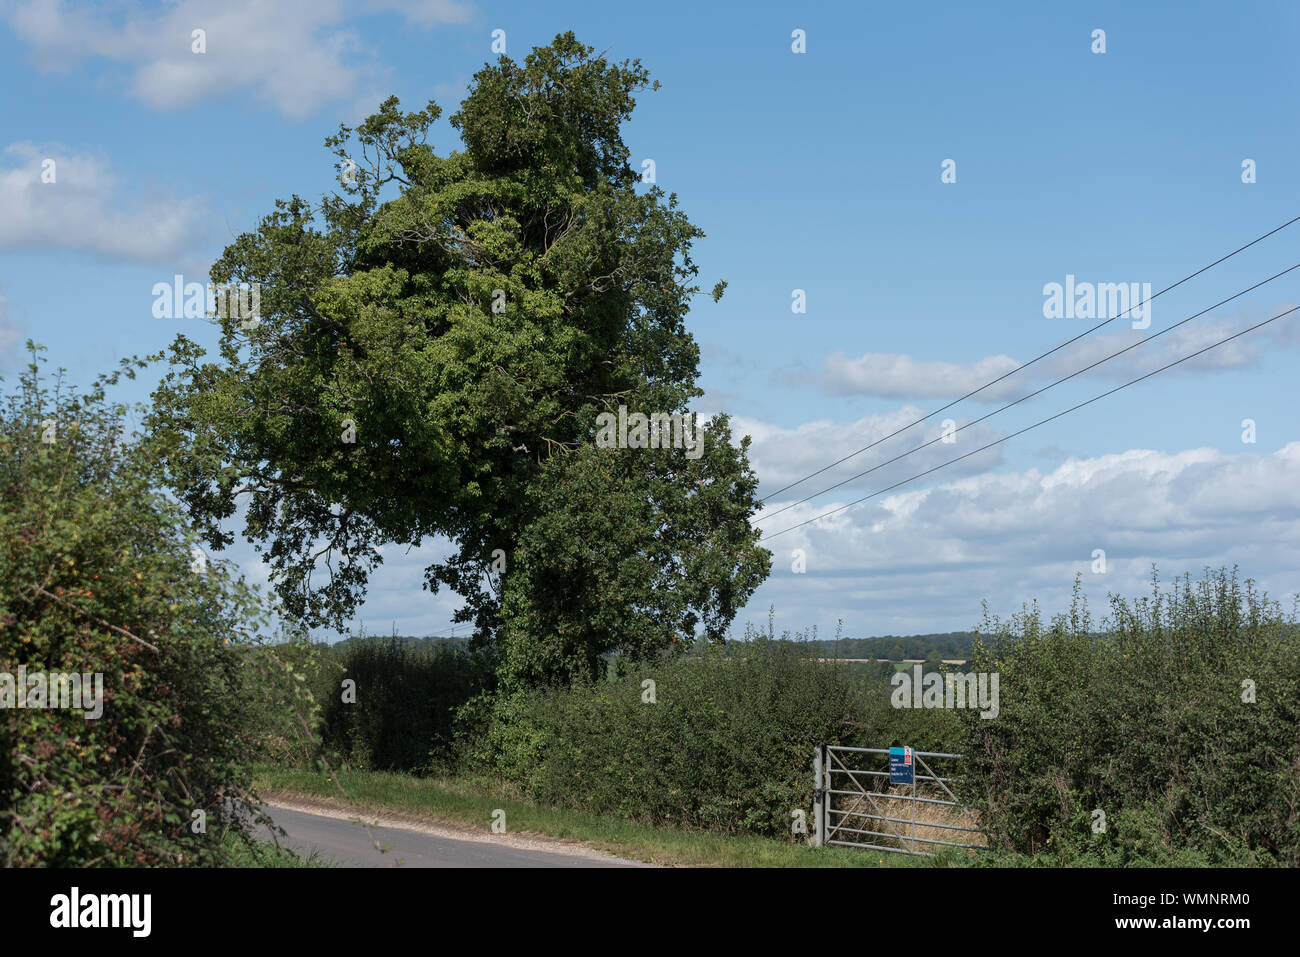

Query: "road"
<box><xmin>256</xmin><ymin>802</ymin><xmax>648</xmax><ymax>868</ymax></box>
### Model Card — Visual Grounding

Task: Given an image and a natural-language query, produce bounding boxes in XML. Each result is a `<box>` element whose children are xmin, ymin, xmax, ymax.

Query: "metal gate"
<box><xmin>812</xmin><ymin>745</ymin><xmax>989</xmax><ymax>856</ymax></box>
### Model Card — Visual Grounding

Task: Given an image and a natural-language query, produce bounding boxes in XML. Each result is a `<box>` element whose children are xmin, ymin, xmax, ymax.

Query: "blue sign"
<box><xmin>889</xmin><ymin>746</ymin><xmax>914</xmax><ymax>785</ymax></box>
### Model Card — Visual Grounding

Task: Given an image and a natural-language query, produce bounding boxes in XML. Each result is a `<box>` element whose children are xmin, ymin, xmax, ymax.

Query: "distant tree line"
<box><xmin>686</xmin><ymin>631</ymin><xmax>977</xmax><ymax>661</ymax></box>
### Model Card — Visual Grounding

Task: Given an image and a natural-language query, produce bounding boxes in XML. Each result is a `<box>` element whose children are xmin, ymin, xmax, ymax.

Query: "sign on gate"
<box><xmin>888</xmin><ymin>746</ymin><xmax>913</xmax><ymax>785</ymax></box>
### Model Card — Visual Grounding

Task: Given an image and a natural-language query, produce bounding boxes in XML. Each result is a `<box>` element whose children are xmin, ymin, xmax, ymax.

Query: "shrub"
<box><xmin>476</xmin><ymin>635</ymin><xmax>877</xmax><ymax>837</ymax></box>
<box><xmin>957</xmin><ymin>568</ymin><xmax>1299</xmax><ymax>866</ymax></box>
<box><xmin>241</xmin><ymin>636</ymin><xmax>329</xmax><ymax>770</ymax></box>
<box><xmin>315</xmin><ymin>637</ymin><xmax>494</xmax><ymax>773</ymax></box>
<box><xmin>0</xmin><ymin>348</ymin><xmax>300</xmax><ymax>866</ymax></box>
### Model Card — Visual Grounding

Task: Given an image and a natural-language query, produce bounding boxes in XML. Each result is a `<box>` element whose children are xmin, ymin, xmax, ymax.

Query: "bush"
<box><xmin>0</xmin><ymin>348</ymin><xmax>301</xmax><ymax>866</ymax></box>
<box><xmin>314</xmin><ymin>637</ymin><xmax>495</xmax><ymax>773</ymax></box>
<box><xmin>241</xmin><ymin>636</ymin><xmax>329</xmax><ymax>770</ymax></box>
<box><xmin>476</xmin><ymin>635</ymin><xmax>878</xmax><ymax>837</ymax></box>
<box><xmin>957</xmin><ymin>568</ymin><xmax>1299</xmax><ymax>866</ymax></box>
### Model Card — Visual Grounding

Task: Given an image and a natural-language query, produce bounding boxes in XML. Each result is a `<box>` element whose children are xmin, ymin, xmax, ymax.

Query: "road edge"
<box><xmin>260</xmin><ymin>790</ymin><xmax>658</xmax><ymax>867</ymax></box>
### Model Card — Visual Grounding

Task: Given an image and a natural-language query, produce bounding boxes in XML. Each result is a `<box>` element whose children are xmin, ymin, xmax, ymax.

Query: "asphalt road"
<box><xmin>257</xmin><ymin>803</ymin><xmax>645</xmax><ymax>868</ymax></box>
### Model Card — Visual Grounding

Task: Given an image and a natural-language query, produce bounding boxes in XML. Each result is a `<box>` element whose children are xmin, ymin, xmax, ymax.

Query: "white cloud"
<box><xmin>0</xmin><ymin>141</ymin><xmax>207</xmax><ymax>262</ymax></box>
<box><xmin>820</xmin><ymin>351</ymin><xmax>1023</xmax><ymax>400</ymax></box>
<box><xmin>6</xmin><ymin>0</ymin><xmax>472</xmax><ymax>119</ymax></box>
<box><xmin>739</xmin><ymin>406</ymin><xmax>1007</xmax><ymax>503</ymax></box>
<box><xmin>807</xmin><ymin>306</ymin><xmax>1300</xmax><ymax>401</ymax></box>
<box><xmin>749</xmin><ymin>442</ymin><xmax>1300</xmax><ymax>633</ymax></box>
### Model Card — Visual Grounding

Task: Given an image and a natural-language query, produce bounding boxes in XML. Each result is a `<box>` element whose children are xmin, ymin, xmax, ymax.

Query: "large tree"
<box><xmin>150</xmin><ymin>33</ymin><xmax>770</xmax><ymax>688</ymax></box>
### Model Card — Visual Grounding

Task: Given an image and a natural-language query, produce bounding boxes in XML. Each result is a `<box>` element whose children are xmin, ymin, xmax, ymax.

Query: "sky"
<box><xmin>2</xmin><ymin>0</ymin><xmax>1298</xmax><ymax>641</ymax></box>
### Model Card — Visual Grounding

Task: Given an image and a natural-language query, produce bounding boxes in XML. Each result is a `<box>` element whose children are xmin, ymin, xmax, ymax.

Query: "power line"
<box><xmin>757</xmin><ymin>262</ymin><xmax>1300</xmax><ymax>524</ymax></box>
<box><xmin>760</xmin><ymin>214</ymin><xmax>1300</xmax><ymax>505</ymax></box>
<box><xmin>759</xmin><ymin>303</ymin><xmax>1300</xmax><ymax>542</ymax></box>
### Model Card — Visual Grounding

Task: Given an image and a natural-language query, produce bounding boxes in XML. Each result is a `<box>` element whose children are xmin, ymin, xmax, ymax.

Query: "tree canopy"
<box><xmin>150</xmin><ymin>33</ymin><xmax>770</xmax><ymax>689</ymax></box>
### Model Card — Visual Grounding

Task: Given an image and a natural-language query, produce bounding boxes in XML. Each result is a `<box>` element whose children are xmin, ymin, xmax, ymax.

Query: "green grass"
<box><xmin>215</xmin><ymin>828</ymin><xmax>334</xmax><ymax>867</ymax></box>
<box><xmin>252</xmin><ymin>766</ymin><xmax>970</xmax><ymax>868</ymax></box>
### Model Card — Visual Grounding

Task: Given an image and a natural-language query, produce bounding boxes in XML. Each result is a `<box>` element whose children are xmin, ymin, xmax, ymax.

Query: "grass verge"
<box><xmin>217</xmin><ymin>828</ymin><xmax>334</xmax><ymax>867</ymax></box>
<box><xmin>252</xmin><ymin>765</ymin><xmax>983</xmax><ymax>867</ymax></box>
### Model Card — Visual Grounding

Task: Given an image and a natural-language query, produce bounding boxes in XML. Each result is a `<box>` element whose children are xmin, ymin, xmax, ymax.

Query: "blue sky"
<box><xmin>2</xmin><ymin>0</ymin><xmax>1298</xmax><ymax>640</ymax></box>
